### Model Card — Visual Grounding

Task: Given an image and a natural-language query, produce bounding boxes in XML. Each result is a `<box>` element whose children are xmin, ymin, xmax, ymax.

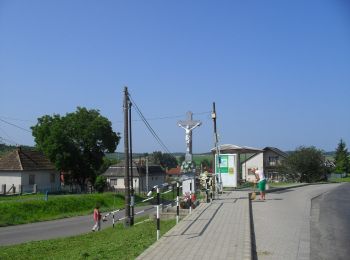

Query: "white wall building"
<box><xmin>103</xmin><ymin>162</ymin><xmax>166</xmax><ymax>193</ymax></box>
<box><xmin>0</xmin><ymin>148</ymin><xmax>60</xmax><ymax>194</ymax></box>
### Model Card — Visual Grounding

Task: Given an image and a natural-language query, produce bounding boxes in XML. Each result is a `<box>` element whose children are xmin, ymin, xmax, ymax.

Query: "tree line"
<box><xmin>3</xmin><ymin>106</ymin><xmax>348</xmax><ymax>189</ymax></box>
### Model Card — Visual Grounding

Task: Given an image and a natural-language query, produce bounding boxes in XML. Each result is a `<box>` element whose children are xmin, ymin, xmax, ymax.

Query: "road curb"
<box><xmin>244</xmin><ymin>196</ymin><xmax>253</xmax><ymax>260</ymax></box>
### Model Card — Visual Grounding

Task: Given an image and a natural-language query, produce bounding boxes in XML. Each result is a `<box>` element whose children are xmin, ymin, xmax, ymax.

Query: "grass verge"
<box><xmin>0</xmin><ymin>193</ymin><xmax>146</xmax><ymax>227</ymax></box>
<box><xmin>329</xmin><ymin>176</ymin><xmax>350</xmax><ymax>183</ymax></box>
<box><xmin>0</xmin><ymin>218</ymin><xmax>176</xmax><ymax>260</ymax></box>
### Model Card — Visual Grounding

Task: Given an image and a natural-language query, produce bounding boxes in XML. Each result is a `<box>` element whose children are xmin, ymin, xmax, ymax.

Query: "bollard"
<box><xmin>156</xmin><ymin>187</ymin><xmax>160</xmax><ymax>241</ymax></box>
<box><xmin>176</xmin><ymin>182</ymin><xmax>180</xmax><ymax>224</ymax></box>
<box><xmin>189</xmin><ymin>182</ymin><xmax>192</xmax><ymax>214</ymax></box>
<box><xmin>33</xmin><ymin>184</ymin><xmax>37</xmax><ymax>194</ymax></box>
<box><xmin>206</xmin><ymin>178</ymin><xmax>209</xmax><ymax>203</ymax></box>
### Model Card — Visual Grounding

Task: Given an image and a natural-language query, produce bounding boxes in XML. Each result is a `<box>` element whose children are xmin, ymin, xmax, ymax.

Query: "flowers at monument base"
<box><xmin>181</xmin><ymin>160</ymin><xmax>195</xmax><ymax>173</ymax></box>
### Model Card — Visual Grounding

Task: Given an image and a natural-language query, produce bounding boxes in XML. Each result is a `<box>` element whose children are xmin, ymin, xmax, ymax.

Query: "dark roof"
<box><xmin>263</xmin><ymin>147</ymin><xmax>288</xmax><ymax>158</ymax></box>
<box><xmin>0</xmin><ymin>148</ymin><xmax>55</xmax><ymax>171</ymax></box>
<box><xmin>103</xmin><ymin>162</ymin><xmax>165</xmax><ymax>177</ymax></box>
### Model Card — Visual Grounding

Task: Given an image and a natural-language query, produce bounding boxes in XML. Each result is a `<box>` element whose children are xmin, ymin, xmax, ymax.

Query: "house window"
<box><xmin>50</xmin><ymin>173</ymin><xmax>56</xmax><ymax>183</ymax></box>
<box><xmin>268</xmin><ymin>156</ymin><xmax>279</xmax><ymax>166</ymax></box>
<box><xmin>29</xmin><ymin>175</ymin><xmax>35</xmax><ymax>185</ymax></box>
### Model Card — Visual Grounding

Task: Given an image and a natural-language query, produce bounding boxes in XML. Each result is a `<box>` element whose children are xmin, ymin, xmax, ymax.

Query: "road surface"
<box><xmin>252</xmin><ymin>183</ymin><xmax>342</xmax><ymax>260</ymax></box>
<box><xmin>0</xmin><ymin>205</ymin><xmax>155</xmax><ymax>246</ymax></box>
<box><xmin>310</xmin><ymin>182</ymin><xmax>350</xmax><ymax>260</ymax></box>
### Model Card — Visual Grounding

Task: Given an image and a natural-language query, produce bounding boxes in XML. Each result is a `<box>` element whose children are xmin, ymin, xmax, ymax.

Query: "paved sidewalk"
<box><xmin>252</xmin><ymin>183</ymin><xmax>341</xmax><ymax>260</ymax></box>
<box><xmin>137</xmin><ymin>191</ymin><xmax>251</xmax><ymax>260</ymax></box>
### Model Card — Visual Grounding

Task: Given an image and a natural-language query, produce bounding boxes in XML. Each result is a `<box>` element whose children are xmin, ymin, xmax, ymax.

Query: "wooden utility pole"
<box><xmin>212</xmin><ymin>102</ymin><xmax>222</xmax><ymax>194</ymax></box>
<box><xmin>129</xmin><ymin>100</ymin><xmax>134</xmax><ymax>226</ymax></box>
<box><xmin>123</xmin><ymin>87</ymin><xmax>131</xmax><ymax>227</ymax></box>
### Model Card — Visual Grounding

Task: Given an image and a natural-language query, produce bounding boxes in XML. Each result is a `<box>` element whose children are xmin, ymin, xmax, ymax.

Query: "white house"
<box><xmin>0</xmin><ymin>148</ymin><xmax>60</xmax><ymax>194</ymax></box>
<box><xmin>102</xmin><ymin>161</ymin><xmax>166</xmax><ymax>193</ymax></box>
<box><xmin>211</xmin><ymin>144</ymin><xmax>263</xmax><ymax>187</ymax></box>
<box><xmin>241</xmin><ymin>147</ymin><xmax>288</xmax><ymax>182</ymax></box>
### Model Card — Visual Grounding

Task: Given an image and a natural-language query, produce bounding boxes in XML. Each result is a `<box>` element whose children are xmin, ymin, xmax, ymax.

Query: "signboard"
<box><xmin>215</xmin><ymin>154</ymin><xmax>237</xmax><ymax>187</ymax></box>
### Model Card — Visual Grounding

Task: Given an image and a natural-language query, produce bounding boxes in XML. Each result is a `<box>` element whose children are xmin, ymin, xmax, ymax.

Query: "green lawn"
<box><xmin>0</xmin><ymin>193</ymin><xmax>146</xmax><ymax>227</ymax></box>
<box><xmin>0</xmin><ymin>218</ymin><xmax>176</xmax><ymax>260</ymax></box>
<box><xmin>329</xmin><ymin>176</ymin><xmax>350</xmax><ymax>183</ymax></box>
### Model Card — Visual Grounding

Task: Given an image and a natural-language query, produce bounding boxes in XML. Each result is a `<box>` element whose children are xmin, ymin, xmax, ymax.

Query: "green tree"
<box><xmin>334</xmin><ymin>139</ymin><xmax>349</xmax><ymax>173</ymax></box>
<box><xmin>31</xmin><ymin>107</ymin><xmax>120</xmax><ymax>190</ymax></box>
<box><xmin>94</xmin><ymin>175</ymin><xmax>107</xmax><ymax>193</ymax></box>
<box><xmin>200</xmin><ymin>158</ymin><xmax>211</xmax><ymax>170</ymax></box>
<box><xmin>178</xmin><ymin>154</ymin><xmax>185</xmax><ymax>165</ymax></box>
<box><xmin>150</xmin><ymin>151</ymin><xmax>178</xmax><ymax>169</ymax></box>
<box><xmin>280</xmin><ymin>146</ymin><xmax>326</xmax><ymax>183</ymax></box>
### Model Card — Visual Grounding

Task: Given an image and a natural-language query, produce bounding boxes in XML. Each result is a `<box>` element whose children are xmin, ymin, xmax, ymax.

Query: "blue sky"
<box><xmin>0</xmin><ymin>0</ymin><xmax>349</xmax><ymax>153</ymax></box>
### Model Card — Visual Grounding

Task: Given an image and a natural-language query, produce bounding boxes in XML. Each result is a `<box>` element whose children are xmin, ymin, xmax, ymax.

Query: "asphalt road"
<box><xmin>311</xmin><ymin>183</ymin><xmax>350</xmax><ymax>260</ymax></box>
<box><xmin>0</xmin><ymin>205</ymin><xmax>155</xmax><ymax>246</ymax></box>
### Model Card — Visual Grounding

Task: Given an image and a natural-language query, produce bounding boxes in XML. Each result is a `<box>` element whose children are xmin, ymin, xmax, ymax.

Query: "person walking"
<box><xmin>92</xmin><ymin>205</ymin><xmax>102</xmax><ymax>231</ymax></box>
<box><xmin>253</xmin><ymin>168</ymin><xmax>266</xmax><ymax>200</ymax></box>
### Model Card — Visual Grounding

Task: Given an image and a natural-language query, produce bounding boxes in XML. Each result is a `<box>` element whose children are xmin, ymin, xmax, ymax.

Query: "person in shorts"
<box><xmin>253</xmin><ymin>168</ymin><xmax>266</xmax><ymax>200</ymax></box>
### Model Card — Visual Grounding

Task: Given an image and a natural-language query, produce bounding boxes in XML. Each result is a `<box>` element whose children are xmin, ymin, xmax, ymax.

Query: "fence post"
<box><xmin>206</xmin><ymin>178</ymin><xmax>209</xmax><ymax>203</ymax></box>
<box><xmin>19</xmin><ymin>184</ymin><xmax>23</xmax><ymax>195</ymax></box>
<box><xmin>45</xmin><ymin>190</ymin><xmax>49</xmax><ymax>201</ymax></box>
<box><xmin>2</xmin><ymin>184</ymin><xmax>6</xmax><ymax>195</ymax></box>
<box><xmin>156</xmin><ymin>186</ymin><xmax>160</xmax><ymax>241</ymax></box>
<box><xmin>189</xmin><ymin>181</ymin><xmax>192</xmax><ymax>214</ymax></box>
<box><xmin>33</xmin><ymin>184</ymin><xmax>37</xmax><ymax>194</ymax></box>
<box><xmin>113</xmin><ymin>213</ymin><xmax>115</xmax><ymax>228</ymax></box>
<box><xmin>12</xmin><ymin>184</ymin><xmax>16</xmax><ymax>194</ymax></box>
<box><xmin>176</xmin><ymin>182</ymin><xmax>179</xmax><ymax>224</ymax></box>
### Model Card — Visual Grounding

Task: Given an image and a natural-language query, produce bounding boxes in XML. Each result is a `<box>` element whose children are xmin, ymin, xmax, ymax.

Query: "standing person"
<box><xmin>92</xmin><ymin>205</ymin><xmax>102</xmax><ymax>231</ymax></box>
<box><xmin>253</xmin><ymin>168</ymin><xmax>266</xmax><ymax>200</ymax></box>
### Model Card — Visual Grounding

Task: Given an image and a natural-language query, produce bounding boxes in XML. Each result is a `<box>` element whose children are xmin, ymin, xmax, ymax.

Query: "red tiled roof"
<box><xmin>0</xmin><ymin>148</ymin><xmax>55</xmax><ymax>171</ymax></box>
<box><xmin>166</xmin><ymin>166</ymin><xmax>181</xmax><ymax>175</ymax></box>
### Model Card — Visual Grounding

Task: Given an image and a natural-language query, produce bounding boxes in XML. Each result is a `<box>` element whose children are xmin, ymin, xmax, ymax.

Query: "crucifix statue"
<box><xmin>178</xmin><ymin>111</ymin><xmax>202</xmax><ymax>162</ymax></box>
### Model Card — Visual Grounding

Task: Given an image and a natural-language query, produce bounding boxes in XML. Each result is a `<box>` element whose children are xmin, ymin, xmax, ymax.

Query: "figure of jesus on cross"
<box><xmin>178</xmin><ymin>111</ymin><xmax>202</xmax><ymax>162</ymax></box>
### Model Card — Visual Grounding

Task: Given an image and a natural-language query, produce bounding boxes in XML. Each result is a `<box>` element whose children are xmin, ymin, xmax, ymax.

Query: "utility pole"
<box><xmin>123</xmin><ymin>86</ymin><xmax>131</xmax><ymax>227</ymax></box>
<box><xmin>146</xmin><ymin>156</ymin><xmax>149</xmax><ymax>193</ymax></box>
<box><xmin>129</xmin><ymin>100</ymin><xmax>134</xmax><ymax>226</ymax></box>
<box><xmin>212</xmin><ymin>102</ymin><xmax>222</xmax><ymax>194</ymax></box>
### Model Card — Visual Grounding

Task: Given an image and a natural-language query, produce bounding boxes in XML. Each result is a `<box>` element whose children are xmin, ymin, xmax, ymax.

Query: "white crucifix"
<box><xmin>178</xmin><ymin>111</ymin><xmax>202</xmax><ymax>162</ymax></box>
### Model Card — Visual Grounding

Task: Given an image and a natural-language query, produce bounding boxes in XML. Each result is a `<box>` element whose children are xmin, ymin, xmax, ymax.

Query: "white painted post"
<box><xmin>156</xmin><ymin>187</ymin><xmax>160</xmax><ymax>240</ymax></box>
<box><xmin>189</xmin><ymin>181</ymin><xmax>192</xmax><ymax>214</ymax></box>
<box><xmin>176</xmin><ymin>182</ymin><xmax>179</xmax><ymax>224</ymax></box>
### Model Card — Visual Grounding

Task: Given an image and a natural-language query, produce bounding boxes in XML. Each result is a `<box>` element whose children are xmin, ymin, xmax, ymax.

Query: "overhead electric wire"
<box><xmin>127</xmin><ymin>93</ymin><xmax>171</xmax><ymax>154</ymax></box>
<box><xmin>0</xmin><ymin>118</ymin><xmax>31</xmax><ymax>133</ymax></box>
<box><xmin>0</xmin><ymin>127</ymin><xmax>18</xmax><ymax>145</ymax></box>
<box><xmin>114</xmin><ymin>111</ymin><xmax>211</xmax><ymax>123</ymax></box>
<box><xmin>0</xmin><ymin>116</ymin><xmax>35</xmax><ymax>123</ymax></box>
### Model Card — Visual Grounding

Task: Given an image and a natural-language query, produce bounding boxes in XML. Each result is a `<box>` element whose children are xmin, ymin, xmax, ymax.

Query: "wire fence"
<box><xmin>101</xmin><ymin>178</ymin><xmax>214</xmax><ymax>241</ymax></box>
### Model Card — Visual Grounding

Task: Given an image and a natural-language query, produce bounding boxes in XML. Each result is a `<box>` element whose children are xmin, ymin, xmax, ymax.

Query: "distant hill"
<box><xmin>0</xmin><ymin>144</ymin><xmax>35</xmax><ymax>157</ymax></box>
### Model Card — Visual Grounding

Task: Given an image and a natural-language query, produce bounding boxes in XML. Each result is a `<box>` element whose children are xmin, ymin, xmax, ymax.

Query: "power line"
<box><xmin>0</xmin><ymin>116</ymin><xmax>35</xmax><ymax>123</ymax></box>
<box><xmin>127</xmin><ymin>93</ymin><xmax>171</xmax><ymax>154</ymax></box>
<box><xmin>113</xmin><ymin>111</ymin><xmax>211</xmax><ymax>123</ymax></box>
<box><xmin>0</xmin><ymin>127</ymin><xmax>18</xmax><ymax>145</ymax></box>
<box><xmin>0</xmin><ymin>118</ymin><xmax>32</xmax><ymax>133</ymax></box>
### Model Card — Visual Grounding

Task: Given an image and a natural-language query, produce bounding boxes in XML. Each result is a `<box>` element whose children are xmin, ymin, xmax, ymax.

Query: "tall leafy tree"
<box><xmin>150</xmin><ymin>151</ymin><xmax>178</xmax><ymax>169</ymax></box>
<box><xmin>334</xmin><ymin>139</ymin><xmax>349</xmax><ymax>173</ymax></box>
<box><xmin>31</xmin><ymin>107</ymin><xmax>120</xmax><ymax>189</ymax></box>
<box><xmin>280</xmin><ymin>146</ymin><xmax>326</xmax><ymax>183</ymax></box>
<box><xmin>200</xmin><ymin>158</ymin><xmax>211</xmax><ymax>170</ymax></box>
